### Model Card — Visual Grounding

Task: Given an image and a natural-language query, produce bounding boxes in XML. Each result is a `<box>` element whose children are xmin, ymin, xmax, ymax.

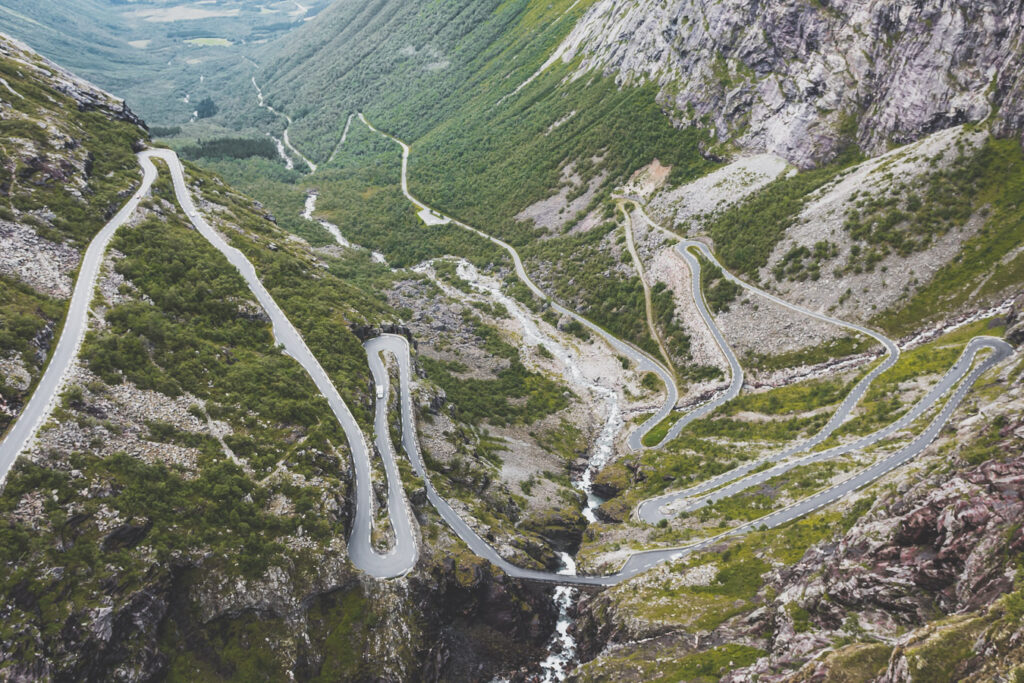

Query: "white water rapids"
<box><xmin>273</xmin><ymin>135</ymin><xmax>294</xmax><ymax>170</ymax></box>
<box><xmin>453</xmin><ymin>260</ymin><xmax>622</xmax><ymax>681</ymax></box>
<box><xmin>538</xmin><ymin>553</ymin><xmax>580</xmax><ymax>681</ymax></box>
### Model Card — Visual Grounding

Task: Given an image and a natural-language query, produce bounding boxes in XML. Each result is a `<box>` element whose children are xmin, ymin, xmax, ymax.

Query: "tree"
<box><xmin>196</xmin><ymin>97</ymin><xmax>218</xmax><ymax>119</ymax></box>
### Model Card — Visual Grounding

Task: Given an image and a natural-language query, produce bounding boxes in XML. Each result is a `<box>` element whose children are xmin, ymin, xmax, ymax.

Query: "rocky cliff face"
<box><xmin>752</xmin><ymin>452</ymin><xmax>1024</xmax><ymax>681</ymax></box>
<box><xmin>551</xmin><ymin>0</ymin><xmax>1024</xmax><ymax>167</ymax></box>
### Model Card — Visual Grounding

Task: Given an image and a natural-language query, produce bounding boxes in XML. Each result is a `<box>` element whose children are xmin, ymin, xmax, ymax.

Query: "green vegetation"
<box><xmin>462</xmin><ymin>311</ymin><xmax>518</xmax><ymax>359</ymax></box>
<box><xmin>615</xmin><ymin>370</ymin><xmax>867</xmax><ymax>505</ymax></box>
<box><xmin>774</xmin><ymin>240</ymin><xmax>838</xmax><ymax>282</ymax></box>
<box><xmin>212</xmin><ymin>119</ymin><xmax>506</xmax><ymax>270</ymax></box>
<box><xmin>0</xmin><ymin>277</ymin><xmax>65</xmax><ymax>433</ymax></box>
<box><xmin>80</xmin><ymin>204</ymin><xmax>351</xmax><ymax>464</ymax></box>
<box><xmin>0</xmin><ymin>50</ymin><xmax>144</xmax><ymax>434</ymax></box>
<box><xmin>150</xmin><ymin>125</ymin><xmax>182</xmax><ymax>137</ymax></box>
<box><xmin>411</xmin><ymin>76</ymin><xmax>713</xmax><ymax>247</ymax></box>
<box><xmin>686</xmin><ymin>412</ymin><xmax>828</xmax><ymax>443</ymax></box>
<box><xmin>234</xmin><ymin>1</ymin><xmax>715</xmax><ymax>365</ymax></box>
<box><xmin>259</xmin><ymin>0</ymin><xmax>713</xmax><ymax>214</ymax></box>
<box><xmin>651</xmin><ymin>280</ymin><xmax>698</xmax><ymax>367</ymax></box>
<box><xmin>787</xmin><ymin>602</ymin><xmax>813</xmax><ymax>632</ymax></box>
<box><xmin>180</xmin><ymin>137</ymin><xmax>279</xmax><ymax>162</ymax></box>
<box><xmin>194</xmin><ymin>156</ymin><xmax>310</xmax><ymax>240</ymax></box>
<box><xmin>525</xmin><ymin>222</ymin><xmax>658</xmax><ymax>355</ymax></box>
<box><xmin>630</xmin><ymin>435</ymin><xmax>748</xmax><ymax>501</ymax></box>
<box><xmin>641</xmin><ymin>412</ymin><xmax>678</xmax><ymax>447</ymax></box>
<box><xmin>841</xmin><ymin>142</ymin><xmax>985</xmax><ymax>266</ymax></box>
<box><xmin>179</xmin><ymin>162</ymin><xmax>401</xmax><ymax>430</ymax></box>
<box><xmin>536</xmin><ymin>420</ymin><xmax>586</xmax><ymax>461</ymax></box>
<box><xmin>685</xmin><ymin>459</ymin><xmax>857</xmax><ymax>523</ymax></box>
<box><xmin>816</xmin><ymin>643</ymin><xmax>893</xmax><ymax>681</ymax></box>
<box><xmin>718</xmin><ymin>375</ymin><xmax>856</xmax><ymax>417</ymax></box>
<box><xmin>832</xmin><ymin>320</ymin><xmax>994</xmax><ymax>438</ymax></box>
<box><xmin>743</xmin><ymin>335</ymin><xmax>874</xmax><ymax>372</ymax></box>
<box><xmin>421</xmin><ymin>354</ymin><xmax>568</xmax><ymax>426</ymax></box>
<box><xmin>0</xmin><ymin>56</ymin><xmax>143</xmax><ymax>247</ymax></box>
<box><xmin>195</xmin><ymin>97</ymin><xmax>218</xmax><ymax>119</ymax></box>
<box><xmin>707</xmin><ymin>149</ymin><xmax>860</xmax><ymax>278</ymax></box>
<box><xmin>659</xmin><ymin>644</ymin><xmax>766</xmax><ymax>682</ymax></box>
<box><xmin>902</xmin><ymin>614</ymin><xmax>987</xmax><ymax>683</ymax></box>
<box><xmin>161</xmin><ymin>582</ymin><xmax>382</xmax><ymax>681</ymax></box>
<box><xmin>957</xmin><ymin>415</ymin><xmax>1009</xmax><ymax>466</ymax></box>
<box><xmin>696</xmin><ymin>252</ymin><xmax>743</xmax><ymax>313</ymax></box>
<box><xmin>874</xmin><ymin>137</ymin><xmax>1024</xmax><ymax>334</ymax></box>
<box><xmin>694</xmin><ymin>552</ymin><xmax>771</xmax><ymax>602</ymax></box>
<box><xmin>0</xmin><ymin>190</ymin><xmax>367</xmax><ymax>669</ymax></box>
<box><xmin>641</xmin><ymin>372</ymin><xmax>662</xmax><ymax>392</ymax></box>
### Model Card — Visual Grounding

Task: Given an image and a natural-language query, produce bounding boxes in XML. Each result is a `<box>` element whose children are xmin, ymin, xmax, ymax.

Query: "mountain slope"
<box><xmin>552</xmin><ymin>0</ymin><xmax>1024</xmax><ymax>167</ymax></box>
<box><xmin>0</xmin><ymin>33</ymin><xmax>145</xmax><ymax>436</ymax></box>
<box><xmin>571</xmin><ymin>325</ymin><xmax>1024</xmax><ymax>681</ymax></box>
<box><xmin>2</xmin><ymin>2</ymin><xmax>1024</xmax><ymax>679</ymax></box>
<box><xmin>0</xmin><ymin>37</ymin><xmax>564</xmax><ymax>681</ymax></box>
<box><xmin>244</xmin><ymin>0</ymin><xmax>1024</xmax><ymax>343</ymax></box>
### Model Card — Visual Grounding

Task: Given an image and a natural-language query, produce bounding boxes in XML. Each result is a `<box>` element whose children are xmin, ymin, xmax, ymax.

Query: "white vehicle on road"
<box><xmin>376</xmin><ymin>384</ymin><xmax>385</xmax><ymax>400</ymax></box>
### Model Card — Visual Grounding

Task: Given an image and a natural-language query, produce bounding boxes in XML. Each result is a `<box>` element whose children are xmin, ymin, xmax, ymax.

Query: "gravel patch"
<box><xmin>764</xmin><ymin>126</ymin><xmax>990</xmax><ymax>321</ymax></box>
<box><xmin>643</xmin><ymin>154</ymin><xmax>790</xmax><ymax>233</ymax></box>
<box><xmin>0</xmin><ymin>220</ymin><xmax>79</xmax><ymax>298</ymax></box>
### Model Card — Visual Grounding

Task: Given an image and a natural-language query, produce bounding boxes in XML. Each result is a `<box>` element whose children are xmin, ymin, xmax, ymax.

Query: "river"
<box><xmin>453</xmin><ymin>260</ymin><xmax>622</xmax><ymax>680</ymax></box>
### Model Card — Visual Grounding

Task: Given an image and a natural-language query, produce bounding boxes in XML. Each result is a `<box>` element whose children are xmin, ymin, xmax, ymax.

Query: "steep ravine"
<box><xmin>452</xmin><ymin>260</ymin><xmax>623</xmax><ymax>680</ymax></box>
<box><xmin>300</xmin><ymin>194</ymin><xmax>582</xmax><ymax>680</ymax></box>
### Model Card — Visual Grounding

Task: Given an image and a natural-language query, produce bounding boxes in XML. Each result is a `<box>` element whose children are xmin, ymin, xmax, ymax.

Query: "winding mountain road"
<box><xmin>619</xmin><ymin>203</ymin><xmax>674</xmax><ymax>373</ymax></box>
<box><xmin>0</xmin><ymin>141</ymin><xmax>1014</xmax><ymax>589</ymax></box>
<box><xmin>649</xmin><ymin>239</ymin><xmax>746</xmax><ymax>445</ymax></box>
<box><xmin>364</xmin><ymin>332</ymin><xmax>1009</xmax><ymax>585</ymax></box>
<box><xmin>153</xmin><ymin>150</ymin><xmax>418</xmax><ymax>578</ymax></box>
<box><xmin>618</xmin><ymin>200</ymin><xmax>906</xmax><ymax>522</ymax></box>
<box><xmin>252</xmin><ymin>77</ymin><xmax>318</xmax><ymax>173</ymax></box>
<box><xmin>349</xmin><ymin>118</ymin><xmax>1014</xmax><ymax>577</ymax></box>
<box><xmin>0</xmin><ymin>149</ymin><xmax>416</xmax><ymax>579</ymax></box>
<box><xmin>357</xmin><ymin>113</ymin><xmax>679</xmax><ymax>451</ymax></box>
<box><xmin>327</xmin><ymin>113</ymin><xmax>356</xmax><ymax>164</ymax></box>
<box><xmin>645</xmin><ymin>336</ymin><xmax>1004</xmax><ymax>521</ymax></box>
<box><xmin>0</xmin><ymin>160</ymin><xmax>157</xmax><ymax>484</ymax></box>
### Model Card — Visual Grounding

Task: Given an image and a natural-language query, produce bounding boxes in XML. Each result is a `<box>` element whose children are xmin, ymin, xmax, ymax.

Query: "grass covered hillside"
<box><xmin>0</xmin><ymin>36</ymin><xmax>146</xmax><ymax>436</ymax></box>
<box><xmin>1</xmin><ymin>2</ymin><xmax>1023</xmax><ymax>680</ymax></box>
<box><xmin>167</xmin><ymin>0</ymin><xmax>718</xmax><ymax>363</ymax></box>
<box><xmin>254</xmin><ymin>0</ymin><xmax>714</xmax><ymax>229</ymax></box>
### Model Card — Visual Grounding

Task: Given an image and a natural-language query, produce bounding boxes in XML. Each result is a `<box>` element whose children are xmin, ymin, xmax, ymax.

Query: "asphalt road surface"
<box><xmin>0</xmin><ymin>146</ymin><xmax>1014</xmax><ymax>587</ymax></box>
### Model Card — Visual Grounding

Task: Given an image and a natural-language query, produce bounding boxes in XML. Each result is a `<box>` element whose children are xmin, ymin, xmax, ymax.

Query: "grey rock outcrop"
<box><xmin>1005</xmin><ymin>293</ymin><xmax>1024</xmax><ymax>346</ymax></box>
<box><xmin>550</xmin><ymin>0</ymin><xmax>1024</xmax><ymax>167</ymax></box>
<box><xmin>0</xmin><ymin>33</ymin><xmax>145</xmax><ymax>129</ymax></box>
